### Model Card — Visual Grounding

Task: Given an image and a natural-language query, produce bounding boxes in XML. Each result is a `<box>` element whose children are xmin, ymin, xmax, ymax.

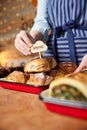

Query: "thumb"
<box><xmin>74</xmin><ymin>65</ymin><xmax>82</xmax><ymax>73</ymax></box>
<box><xmin>74</xmin><ymin>61</ymin><xmax>84</xmax><ymax>73</ymax></box>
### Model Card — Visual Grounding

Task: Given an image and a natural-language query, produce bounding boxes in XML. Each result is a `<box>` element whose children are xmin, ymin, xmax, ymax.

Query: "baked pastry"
<box><xmin>0</xmin><ymin>49</ymin><xmax>39</xmax><ymax>67</ymax></box>
<box><xmin>0</xmin><ymin>66</ymin><xmax>23</xmax><ymax>78</ymax></box>
<box><xmin>58</xmin><ymin>62</ymin><xmax>77</xmax><ymax>75</ymax></box>
<box><xmin>24</xmin><ymin>58</ymin><xmax>50</xmax><ymax>73</ymax></box>
<box><xmin>49</xmin><ymin>72</ymin><xmax>87</xmax><ymax>101</ymax></box>
<box><xmin>26</xmin><ymin>72</ymin><xmax>53</xmax><ymax>86</ymax></box>
<box><xmin>49</xmin><ymin>69</ymin><xmax>65</xmax><ymax>79</ymax></box>
<box><xmin>6</xmin><ymin>70</ymin><xmax>27</xmax><ymax>83</ymax></box>
<box><xmin>49</xmin><ymin>62</ymin><xmax>77</xmax><ymax>80</ymax></box>
<box><xmin>24</xmin><ymin>57</ymin><xmax>57</xmax><ymax>73</ymax></box>
<box><xmin>26</xmin><ymin>72</ymin><xmax>46</xmax><ymax>86</ymax></box>
<box><xmin>45</xmin><ymin>57</ymin><xmax>57</xmax><ymax>69</ymax></box>
<box><xmin>44</xmin><ymin>75</ymin><xmax>54</xmax><ymax>86</ymax></box>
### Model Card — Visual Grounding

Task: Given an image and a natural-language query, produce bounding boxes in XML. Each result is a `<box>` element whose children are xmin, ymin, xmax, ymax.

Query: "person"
<box><xmin>15</xmin><ymin>0</ymin><xmax>87</xmax><ymax>72</ymax></box>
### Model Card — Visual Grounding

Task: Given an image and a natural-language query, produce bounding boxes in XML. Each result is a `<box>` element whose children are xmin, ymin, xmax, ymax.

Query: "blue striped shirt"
<box><xmin>30</xmin><ymin>0</ymin><xmax>87</xmax><ymax>65</ymax></box>
<box><xmin>30</xmin><ymin>0</ymin><xmax>87</xmax><ymax>40</ymax></box>
<box><xmin>30</xmin><ymin>0</ymin><xmax>50</xmax><ymax>41</ymax></box>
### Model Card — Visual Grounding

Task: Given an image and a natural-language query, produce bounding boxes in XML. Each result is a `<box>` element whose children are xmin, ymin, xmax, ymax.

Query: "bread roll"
<box><xmin>24</xmin><ymin>58</ymin><xmax>51</xmax><ymax>73</ymax></box>
<box><xmin>26</xmin><ymin>72</ymin><xmax>46</xmax><ymax>86</ymax></box>
<box><xmin>49</xmin><ymin>72</ymin><xmax>87</xmax><ymax>101</ymax></box>
<box><xmin>24</xmin><ymin>57</ymin><xmax>57</xmax><ymax>73</ymax></box>
<box><xmin>49</xmin><ymin>61</ymin><xmax>76</xmax><ymax>80</ymax></box>
<box><xmin>26</xmin><ymin>72</ymin><xmax>53</xmax><ymax>86</ymax></box>
<box><xmin>6</xmin><ymin>71</ymin><xmax>27</xmax><ymax>83</ymax></box>
<box><xmin>58</xmin><ymin>62</ymin><xmax>77</xmax><ymax>74</ymax></box>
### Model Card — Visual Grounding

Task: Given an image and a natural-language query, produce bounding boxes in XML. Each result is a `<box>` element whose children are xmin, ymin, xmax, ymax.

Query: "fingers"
<box><xmin>19</xmin><ymin>31</ymin><xmax>33</xmax><ymax>47</ymax></box>
<box><xmin>74</xmin><ymin>65</ymin><xmax>83</xmax><ymax>73</ymax></box>
<box><xmin>74</xmin><ymin>55</ymin><xmax>87</xmax><ymax>73</ymax></box>
<box><xmin>15</xmin><ymin>30</ymin><xmax>34</xmax><ymax>55</ymax></box>
<box><xmin>15</xmin><ymin>37</ymin><xmax>31</xmax><ymax>55</ymax></box>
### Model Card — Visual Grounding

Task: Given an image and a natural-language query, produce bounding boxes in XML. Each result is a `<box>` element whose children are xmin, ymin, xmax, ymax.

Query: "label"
<box><xmin>31</xmin><ymin>40</ymin><xmax>48</xmax><ymax>53</ymax></box>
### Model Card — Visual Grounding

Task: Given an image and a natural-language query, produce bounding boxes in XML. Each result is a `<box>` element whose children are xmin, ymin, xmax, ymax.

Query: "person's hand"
<box><xmin>15</xmin><ymin>30</ymin><xmax>35</xmax><ymax>55</ymax></box>
<box><xmin>74</xmin><ymin>54</ymin><xmax>87</xmax><ymax>73</ymax></box>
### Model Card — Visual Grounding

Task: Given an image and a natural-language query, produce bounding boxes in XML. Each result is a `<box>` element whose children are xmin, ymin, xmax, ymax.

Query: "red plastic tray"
<box><xmin>39</xmin><ymin>89</ymin><xmax>87</xmax><ymax>120</ymax></box>
<box><xmin>0</xmin><ymin>79</ymin><xmax>48</xmax><ymax>94</ymax></box>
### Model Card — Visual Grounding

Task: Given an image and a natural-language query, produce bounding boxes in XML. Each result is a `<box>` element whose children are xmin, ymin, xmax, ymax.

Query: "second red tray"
<box><xmin>39</xmin><ymin>89</ymin><xmax>87</xmax><ymax>120</ymax></box>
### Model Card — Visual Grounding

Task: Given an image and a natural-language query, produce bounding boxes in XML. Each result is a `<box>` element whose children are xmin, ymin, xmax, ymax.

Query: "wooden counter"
<box><xmin>0</xmin><ymin>87</ymin><xmax>87</xmax><ymax>130</ymax></box>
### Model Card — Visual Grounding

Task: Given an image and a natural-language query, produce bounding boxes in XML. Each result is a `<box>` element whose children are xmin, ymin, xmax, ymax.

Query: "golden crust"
<box><xmin>24</xmin><ymin>57</ymin><xmax>57</xmax><ymax>73</ymax></box>
<box><xmin>26</xmin><ymin>72</ymin><xmax>53</xmax><ymax>86</ymax></box>
<box><xmin>26</xmin><ymin>72</ymin><xmax>46</xmax><ymax>86</ymax></box>
<box><xmin>24</xmin><ymin>58</ymin><xmax>51</xmax><ymax>73</ymax></box>
<box><xmin>6</xmin><ymin>70</ymin><xmax>27</xmax><ymax>83</ymax></box>
<box><xmin>45</xmin><ymin>57</ymin><xmax>57</xmax><ymax>69</ymax></box>
<box><xmin>58</xmin><ymin>62</ymin><xmax>77</xmax><ymax>74</ymax></box>
<box><xmin>49</xmin><ymin>72</ymin><xmax>87</xmax><ymax>98</ymax></box>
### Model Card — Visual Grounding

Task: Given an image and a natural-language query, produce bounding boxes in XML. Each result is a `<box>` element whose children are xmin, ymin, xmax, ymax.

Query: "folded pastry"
<box><xmin>26</xmin><ymin>72</ymin><xmax>53</xmax><ymax>86</ymax></box>
<box><xmin>6</xmin><ymin>70</ymin><xmax>27</xmax><ymax>83</ymax></box>
<box><xmin>49</xmin><ymin>72</ymin><xmax>87</xmax><ymax>101</ymax></box>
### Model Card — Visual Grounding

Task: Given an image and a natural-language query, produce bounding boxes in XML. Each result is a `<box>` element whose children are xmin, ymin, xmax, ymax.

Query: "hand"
<box><xmin>74</xmin><ymin>54</ymin><xmax>87</xmax><ymax>73</ymax></box>
<box><xmin>15</xmin><ymin>30</ymin><xmax>35</xmax><ymax>55</ymax></box>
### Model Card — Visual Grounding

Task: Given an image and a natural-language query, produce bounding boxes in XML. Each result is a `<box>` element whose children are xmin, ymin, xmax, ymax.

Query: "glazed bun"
<box><xmin>24</xmin><ymin>57</ymin><xmax>57</xmax><ymax>73</ymax></box>
<box><xmin>58</xmin><ymin>62</ymin><xmax>77</xmax><ymax>74</ymax></box>
<box><xmin>24</xmin><ymin>58</ymin><xmax>51</xmax><ymax>73</ymax></box>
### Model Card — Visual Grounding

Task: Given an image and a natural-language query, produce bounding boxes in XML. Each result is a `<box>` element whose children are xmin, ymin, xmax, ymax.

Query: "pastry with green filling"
<box><xmin>49</xmin><ymin>73</ymin><xmax>87</xmax><ymax>102</ymax></box>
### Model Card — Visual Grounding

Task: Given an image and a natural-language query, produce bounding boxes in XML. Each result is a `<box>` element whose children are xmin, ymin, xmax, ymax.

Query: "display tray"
<box><xmin>39</xmin><ymin>89</ymin><xmax>87</xmax><ymax>120</ymax></box>
<box><xmin>0</xmin><ymin>79</ymin><xmax>49</xmax><ymax>94</ymax></box>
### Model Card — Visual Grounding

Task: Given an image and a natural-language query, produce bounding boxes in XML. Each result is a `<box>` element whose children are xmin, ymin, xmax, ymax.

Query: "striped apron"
<box><xmin>44</xmin><ymin>0</ymin><xmax>87</xmax><ymax>66</ymax></box>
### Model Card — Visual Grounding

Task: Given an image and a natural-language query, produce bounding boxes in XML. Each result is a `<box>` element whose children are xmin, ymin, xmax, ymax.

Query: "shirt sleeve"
<box><xmin>30</xmin><ymin>0</ymin><xmax>51</xmax><ymax>42</ymax></box>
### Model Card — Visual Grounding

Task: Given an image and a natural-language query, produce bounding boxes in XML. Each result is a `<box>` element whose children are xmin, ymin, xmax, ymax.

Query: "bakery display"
<box><xmin>24</xmin><ymin>57</ymin><xmax>57</xmax><ymax>86</ymax></box>
<box><xmin>1</xmin><ymin>57</ymin><xmax>79</xmax><ymax>88</ymax></box>
<box><xmin>49</xmin><ymin>72</ymin><xmax>87</xmax><ymax>101</ymax></box>
<box><xmin>4</xmin><ymin>57</ymin><xmax>57</xmax><ymax>86</ymax></box>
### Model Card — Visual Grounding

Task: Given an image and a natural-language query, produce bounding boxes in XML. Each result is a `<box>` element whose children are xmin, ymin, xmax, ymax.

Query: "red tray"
<box><xmin>0</xmin><ymin>79</ymin><xmax>48</xmax><ymax>94</ymax></box>
<box><xmin>39</xmin><ymin>89</ymin><xmax>87</xmax><ymax>120</ymax></box>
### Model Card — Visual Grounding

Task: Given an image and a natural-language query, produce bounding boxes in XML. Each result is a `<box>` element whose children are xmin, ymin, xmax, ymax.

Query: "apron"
<box><xmin>44</xmin><ymin>0</ymin><xmax>87</xmax><ymax>66</ymax></box>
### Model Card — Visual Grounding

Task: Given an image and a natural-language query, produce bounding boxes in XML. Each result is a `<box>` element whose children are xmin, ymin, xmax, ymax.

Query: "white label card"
<box><xmin>31</xmin><ymin>40</ymin><xmax>48</xmax><ymax>53</ymax></box>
